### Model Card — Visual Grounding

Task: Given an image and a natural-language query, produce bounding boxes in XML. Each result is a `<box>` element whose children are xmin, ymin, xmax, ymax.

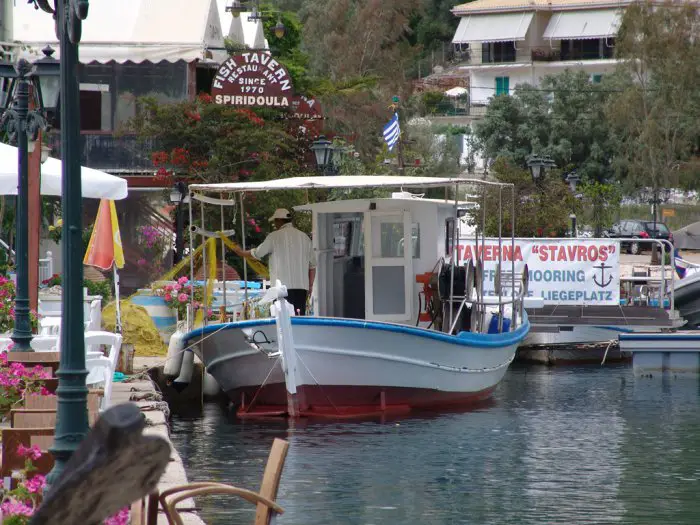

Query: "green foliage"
<box><xmin>580</xmin><ymin>182</ymin><xmax>622</xmax><ymax>235</ymax></box>
<box><xmin>474</xmin><ymin>159</ymin><xmax>574</xmax><ymax>237</ymax></box>
<box><xmin>608</xmin><ymin>0</ymin><xmax>700</xmax><ymax>194</ymax></box>
<box><xmin>85</xmin><ymin>279</ymin><xmax>113</xmax><ymax>301</ymax></box>
<box><xmin>475</xmin><ymin>70</ymin><xmax>617</xmax><ymax>182</ymax></box>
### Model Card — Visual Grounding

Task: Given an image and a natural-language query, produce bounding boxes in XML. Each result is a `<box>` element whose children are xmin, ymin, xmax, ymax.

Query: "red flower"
<box><xmin>171</xmin><ymin>147</ymin><xmax>189</xmax><ymax>166</ymax></box>
<box><xmin>185</xmin><ymin>110</ymin><xmax>201</xmax><ymax>122</ymax></box>
<box><xmin>154</xmin><ymin>167</ymin><xmax>172</xmax><ymax>182</ymax></box>
<box><xmin>198</xmin><ymin>93</ymin><xmax>213</xmax><ymax>104</ymax></box>
<box><xmin>151</xmin><ymin>151</ymin><xmax>169</xmax><ymax>167</ymax></box>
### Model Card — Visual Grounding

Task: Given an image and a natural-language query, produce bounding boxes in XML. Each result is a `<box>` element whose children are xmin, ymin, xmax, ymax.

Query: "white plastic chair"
<box><xmin>0</xmin><ymin>337</ymin><xmax>13</xmax><ymax>353</ymax></box>
<box><xmin>83</xmin><ymin>331</ymin><xmax>122</xmax><ymax>411</ymax></box>
<box><xmin>86</xmin><ymin>299</ymin><xmax>102</xmax><ymax>331</ymax></box>
<box><xmin>39</xmin><ymin>316</ymin><xmax>61</xmax><ymax>336</ymax></box>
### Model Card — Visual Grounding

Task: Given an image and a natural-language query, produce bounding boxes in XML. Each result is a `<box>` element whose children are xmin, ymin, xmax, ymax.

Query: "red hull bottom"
<box><xmin>231</xmin><ymin>383</ymin><xmax>496</xmax><ymax>419</ymax></box>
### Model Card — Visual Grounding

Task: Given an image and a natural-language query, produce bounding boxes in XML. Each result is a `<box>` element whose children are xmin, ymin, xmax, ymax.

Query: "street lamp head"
<box><xmin>170</xmin><ymin>181</ymin><xmax>187</xmax><ymax>204</ymax></box>
<box><xmin>32</xmin><ymin>46</ymin><xmax>60</xmax><ymax>112</ymax></box>
<box><xmin>273</xmin><ymin>17</ymin><xmax>286</xmax><ymax>39</ymax></box>
<box><xmin>526</xmin><ymin>153</ymin><xmax>557</xmax><ymax>182</ymax></box>
<box><xmin>310</xmin><ymin>135</ymin><xmax>334</xmax><ymax>174</ymax></box>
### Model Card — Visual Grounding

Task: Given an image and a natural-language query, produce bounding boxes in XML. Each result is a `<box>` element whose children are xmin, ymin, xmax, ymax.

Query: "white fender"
<box><xmin>164</xmin><ymin>331</ymin><xmax>186</xmax><ymax>378</ymax></box>
<box><xmin>174</xmin><ymin>349</ymin><xmax>194</xmax><ymax>385</ymax></box>
<box><xmin>203</xmin><ymin>370</ymin><xmax>221</xmax><ymax>397</ymax></box>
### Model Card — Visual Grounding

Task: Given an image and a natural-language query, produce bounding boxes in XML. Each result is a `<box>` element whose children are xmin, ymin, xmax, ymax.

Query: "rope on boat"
<box><xmin>601</xmin><ymin>339</ymin><xmax>618</xmax><ymax>366</ymax></box>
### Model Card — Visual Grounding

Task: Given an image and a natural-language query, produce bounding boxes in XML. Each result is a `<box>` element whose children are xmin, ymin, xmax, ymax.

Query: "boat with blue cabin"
<box><xmin>175</xmin><ymin>175</ymin><xmax>535</xmax><ymax>418</ymax></box>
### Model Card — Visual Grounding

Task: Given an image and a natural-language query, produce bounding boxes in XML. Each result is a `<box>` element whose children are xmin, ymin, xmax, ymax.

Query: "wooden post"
<box><xmin>28</xmin><ymin>130</ymin><xmax>42</xmax><ymax>314</ymax></box>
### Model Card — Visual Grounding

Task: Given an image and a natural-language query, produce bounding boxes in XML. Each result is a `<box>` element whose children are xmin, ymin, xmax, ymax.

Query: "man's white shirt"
<box><xmin>251</xmin><ymin>223</ymin><xmax>315</xmax><ymax>290</ymax></box>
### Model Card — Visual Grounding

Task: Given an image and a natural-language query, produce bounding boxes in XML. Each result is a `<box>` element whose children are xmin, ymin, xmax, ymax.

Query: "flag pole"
<box><xmin>113</xmin><ymin>264</ymin><xmax>122</xmax><ymax>334</ymax></box>
<box><xmin>393</xmin><ymin>95</ymin><xmax>405</xmax><ymax>173</ymax></box>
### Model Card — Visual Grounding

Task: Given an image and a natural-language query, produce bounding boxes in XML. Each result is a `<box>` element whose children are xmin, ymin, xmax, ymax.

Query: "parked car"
<box><xmin>603</xmin><ymin>219</ymin><xmax>674</xmax><ymax>254</ymax></box>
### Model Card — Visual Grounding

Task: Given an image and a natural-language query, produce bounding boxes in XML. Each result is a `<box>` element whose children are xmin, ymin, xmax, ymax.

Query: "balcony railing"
<box><xmin>47</xmin><ymin>132</ymin><xmax>158</xmax><ymax>173</ymax></box>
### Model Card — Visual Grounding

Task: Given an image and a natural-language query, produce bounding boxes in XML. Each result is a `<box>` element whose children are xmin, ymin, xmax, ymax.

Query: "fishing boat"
<box><xmin>672</xmin><ymin>254</ymin><xmax>700</xmax><ymax>329</ymax></box>
<box><xmin>177</xmin><ymin>175</ymin><xmax>534</xmax><ymax>418</ymax></box>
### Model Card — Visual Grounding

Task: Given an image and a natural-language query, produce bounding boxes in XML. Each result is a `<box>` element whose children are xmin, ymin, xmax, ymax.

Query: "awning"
<box><xmin>12</xmin><ymin>0</ymin><xmax>226</xmax><ymax>64</ymax></box>
<box><xmin>0</xmin><ymin>143</ymin><xmax>128</xmax><ymax>200</ymax></box>
<box><xmin>190</xmin><ymin>175</ymin><xmax>510</xmax><ymax>194</ymax></box>
<box><xmin>452</xmin><ymin>12</ymin><xmax>534</xmax><ymax>44</ymax></box>
<box><xmin>543</xmin><ymin>9</ymin><xmax>621</xmax><ymax>40</ymax></box>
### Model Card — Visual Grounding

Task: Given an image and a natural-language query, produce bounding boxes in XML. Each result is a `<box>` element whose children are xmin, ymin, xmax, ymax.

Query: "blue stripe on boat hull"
<box><xmin>183</xmin><ymin>315</ymin><xmax>530</xmax><ymax>349</ymax></box>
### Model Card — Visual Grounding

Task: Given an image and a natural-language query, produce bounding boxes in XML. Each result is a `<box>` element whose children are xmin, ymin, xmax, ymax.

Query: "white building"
<box><xmin>452</xmin><ymin>0</ymin><xmax>627</xmax><ymax>108</ymax></box>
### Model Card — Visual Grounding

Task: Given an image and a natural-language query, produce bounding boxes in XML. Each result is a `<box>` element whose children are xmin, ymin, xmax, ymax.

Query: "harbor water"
<box><xmin>170</xmin><ymin>363</ymin><xmax>700</xmax><ymax>524</ymax></box>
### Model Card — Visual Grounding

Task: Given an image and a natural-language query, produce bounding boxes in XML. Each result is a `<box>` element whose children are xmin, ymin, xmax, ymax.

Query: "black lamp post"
<box><xmin>170</xmin><ymin>181</ymin><xmax>188</xmax><ymax>265</ymax></box>
<box><xmin>565</xmin><ymin>172</ymin><xmax>581</xmax><ymax>237</ymax></box>
<box><xmin>28</xmin><ymin>0</ymin><xmax>90</xmax><ymax>487</ymax></box>
<box><xmin>310</xmin><ymin>135</ymin><xmax>337</xmax><ymax>175</ymax></box>
<box><xmin>0</xmin><ymin>46</ymin><xmax>60</xmax><ymax>352</ymax></box>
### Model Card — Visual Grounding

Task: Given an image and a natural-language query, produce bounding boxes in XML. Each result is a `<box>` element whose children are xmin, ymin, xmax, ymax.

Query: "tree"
<box><xmin>470</xmin><ymin>159</ymin><xmax>574</xmax><ymax>238</ymax></box>
<box><xmin>607</xmin><ymin>0</ymin><xmax>700</xmax><ymax>213</ymax></box>
<box><xmin>475</xmin><ymin>70</ymin><xmax>617</xmax><ymax>181</ymax></box>
<box><xmin>125</xmin><ymin>95</ymin><xmax>316</xmax><ymax>279</ymax></box>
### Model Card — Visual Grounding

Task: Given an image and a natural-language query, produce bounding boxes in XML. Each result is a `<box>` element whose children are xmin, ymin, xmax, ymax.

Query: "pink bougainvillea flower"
<box><xmin>1</xmin><ymin>499</ymin><xmax>35</xmax><ymax>517</ymax></box>
<box><xmin>177</xmin><ymin>293</ymin><xmax>188</xmax><ymax>303</ymax></box>
<box><xmin>103</xmin><ymin>506</ymin><xmax>130</xmax><ymax>525</ymax></box>
<box><xmin>164</xmin><ymin>293</ymin><xmax>173</xmax><ymax>302</ymax></box>
<box><xmin>164</xmin><ymin>284</ymin><xmax>173</xmax><ymax>292</ymax></box>
<box><xmin>22</xmin><ymin>473</ymin><xmax>47</xmax><ymax>494</ymax></box>
<box><xmin>17</xmin><ymin>444</ymin><xmax>42</xmax><ymax>461</ymax></box>
<box><xmin>178</xmin><ymin>276</ymin><xmax>189</xmax><ymax>285</ymax></box>
<box><xmin>173</xmin><ymin>283</ymin><xmax>182</xmax><ymax>291</ymax></box>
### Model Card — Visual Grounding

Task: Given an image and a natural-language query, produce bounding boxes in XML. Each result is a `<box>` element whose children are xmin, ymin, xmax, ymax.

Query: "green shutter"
<box><xmin>495</xmin><ymin>77</ymin><xmax>510</xmax><ymax>96</ymax></box>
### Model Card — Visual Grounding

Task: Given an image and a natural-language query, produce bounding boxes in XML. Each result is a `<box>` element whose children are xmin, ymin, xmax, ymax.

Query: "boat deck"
<box><xmin>526</xmin><ymin>305</ymin><xmax>675</xmax><ymax>328</ymax></box>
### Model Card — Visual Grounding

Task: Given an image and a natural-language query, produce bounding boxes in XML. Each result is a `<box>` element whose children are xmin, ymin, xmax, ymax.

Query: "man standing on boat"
<box><xmin>233</xmin><ymin>208</ymin><xmax>316</xmax><ymax>315</ymax></box>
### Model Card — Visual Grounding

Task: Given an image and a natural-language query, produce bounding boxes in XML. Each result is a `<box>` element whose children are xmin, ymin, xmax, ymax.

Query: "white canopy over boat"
<box><xmin>0</xmin><ymin>142</ymin><xmax>128</xmax><ymax>200</ymax></box>
<box><xmin>190</xmin><ymin>175</ymin><xmax>504</xmax><ymax>194</ymax></box>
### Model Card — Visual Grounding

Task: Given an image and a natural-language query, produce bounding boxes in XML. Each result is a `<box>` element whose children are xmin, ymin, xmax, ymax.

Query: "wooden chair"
<box><xmin>143</xmin><ymin>438</ymin><xmax>289</xmax><ymax>525</ymax></box>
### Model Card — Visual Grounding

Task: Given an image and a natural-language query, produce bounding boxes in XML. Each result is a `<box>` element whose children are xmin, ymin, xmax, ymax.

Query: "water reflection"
<box><xmin>170</xmin><ymin>364</ymin><xmax>700</xmax><ymax>525</ymax></box>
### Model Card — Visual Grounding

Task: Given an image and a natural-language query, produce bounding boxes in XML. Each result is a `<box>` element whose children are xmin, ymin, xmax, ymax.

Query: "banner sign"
<box><xmin>456</xmin><ymin>238</ymin><xmax>620</xmax><ymax>305</ymax></box>
<box><xmin>212</xmin><ymin>52</ymin><xmax>294</xmax><ymax>107</ymax></box>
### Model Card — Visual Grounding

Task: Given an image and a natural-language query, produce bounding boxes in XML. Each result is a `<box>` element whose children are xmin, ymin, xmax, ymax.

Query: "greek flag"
<box><xmin>383</xmin><ymin>112</ymin><xmax>400</xmax><ymax>151</ymax></box>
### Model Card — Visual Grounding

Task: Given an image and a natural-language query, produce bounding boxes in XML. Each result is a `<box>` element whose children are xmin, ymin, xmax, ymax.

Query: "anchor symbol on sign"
<box><xmin>593</xmin><ymin>263</ymin><xmax>614</xmax><ymax>288</ymax></box>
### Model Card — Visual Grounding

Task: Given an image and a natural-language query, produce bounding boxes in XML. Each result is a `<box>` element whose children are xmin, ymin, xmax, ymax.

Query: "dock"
<box><xmin>114</xmin><ymin>357</ymin><xmax>205</xmax><ymax>525</ymax></box>
<box><xmin>619</xmin><ymin>331</ymin><xmax>700</xmax><ymax>375</ymax></box>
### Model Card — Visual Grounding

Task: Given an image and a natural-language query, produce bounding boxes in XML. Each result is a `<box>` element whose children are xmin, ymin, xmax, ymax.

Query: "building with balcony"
<box><xmin>1</xmin><ymin>0</ymin><xmax>267</xmax><ymax>290</ymax></box>
<box><xmin>451</xmin><ymin>0</ymin><xmax>626</xmax><ymax>110</ymax></box>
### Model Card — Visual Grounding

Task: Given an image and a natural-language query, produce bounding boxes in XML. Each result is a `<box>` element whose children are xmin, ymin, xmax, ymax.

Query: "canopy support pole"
<box><xmin>239</xmin><ymin>193</ymin><xmax>249</xmax><ymax>318</ymax></box>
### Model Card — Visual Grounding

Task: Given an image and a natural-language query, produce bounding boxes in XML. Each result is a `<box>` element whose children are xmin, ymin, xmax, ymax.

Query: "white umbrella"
<box><xmin>0</xmin><ymin>142</ymin><xmax>128</xmax><ymax>199</ymax></box>
<box><xmin>445</xmin><ymin>86</ymin><xmax>468</xmax><ymax>98</ymax></box>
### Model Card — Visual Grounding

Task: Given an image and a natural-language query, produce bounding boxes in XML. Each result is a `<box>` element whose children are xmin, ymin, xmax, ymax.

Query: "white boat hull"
<box><xmin>183</xmin><ymin>316</ymin><xmax>529</xmax><ymax>417</ymax></box>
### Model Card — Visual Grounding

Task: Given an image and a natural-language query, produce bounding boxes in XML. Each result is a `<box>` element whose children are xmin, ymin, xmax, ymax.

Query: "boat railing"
<box><xmin>614</xmin><ymin>238</ymin><xmax>675</xmax><ymax>312</ymax></box>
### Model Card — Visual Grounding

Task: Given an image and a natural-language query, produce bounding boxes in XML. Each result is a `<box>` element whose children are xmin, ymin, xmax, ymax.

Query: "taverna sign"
<box><xmin>211</xmin><ymin>52</ymin><xmax>294</xmax><ymax>108</ymax></box>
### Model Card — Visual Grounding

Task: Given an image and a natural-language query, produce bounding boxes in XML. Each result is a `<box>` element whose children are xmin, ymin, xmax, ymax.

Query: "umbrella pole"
<box><xmin>113</xmin><ymin>265</ymin><xmax>122</xmax><ymax>333</ymax></box>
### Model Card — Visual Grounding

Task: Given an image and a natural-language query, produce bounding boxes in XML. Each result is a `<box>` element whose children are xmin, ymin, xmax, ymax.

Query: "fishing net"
<box><xmin>101</xmin><ymin>299</ymin><xmax>167</xmax><ymax>357</ymax></box>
